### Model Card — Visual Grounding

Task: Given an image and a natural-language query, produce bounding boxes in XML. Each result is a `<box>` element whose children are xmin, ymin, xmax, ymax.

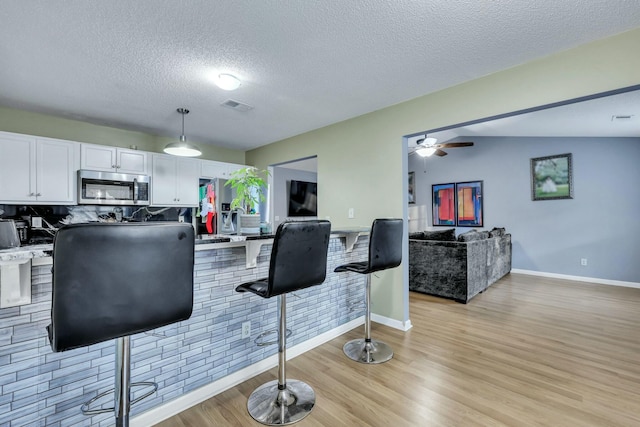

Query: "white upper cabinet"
<box><xmin>81</xmin><ymin>144</ymin><xmax>147</xmax><ymax>174</ymax></box>
<box><xmin>200</xmin><ymin>159</ymin><xmax>247</xmax><ymax>178</ymax></box>
<box><xmin>0</xmin><ymin>132</ymin><xmax>79</xmax><ymax>204</ymax></box>
<box><xmin>151</xmin><ymin>154</ymin><xmax>199</xmax><ymax>206</ymax></box>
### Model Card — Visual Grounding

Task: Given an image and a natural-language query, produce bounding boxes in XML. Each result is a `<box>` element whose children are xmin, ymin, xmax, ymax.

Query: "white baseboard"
<box><xmin>511</xmin><ymin>269</ymin><xmax>640</xmax><ymax>289</ymax></box>
<box><xmin>371</xmin><ymin>313</ymin><xmax>413</xmax><ymax>331</ymax></box>
<box><xmin>131</xmin><ymin>317</ymin><xmax>363</xmax><ymax>427</ymax></box>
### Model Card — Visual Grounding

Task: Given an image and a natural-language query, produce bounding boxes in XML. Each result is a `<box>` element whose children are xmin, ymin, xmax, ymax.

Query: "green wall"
<box><xmin>246</xmin><ymin>27</ymin><xmax>640</xmax><ymax>323</ymax></box>
<box><xmin>0</xmin><ymin>106</ymin><xmax>246</xmax><ymax>163</ymax></box>
<box><xmin>2</xmin><ymin>27</ymin><xmax>639</xmax><ymax>324</ymax></box>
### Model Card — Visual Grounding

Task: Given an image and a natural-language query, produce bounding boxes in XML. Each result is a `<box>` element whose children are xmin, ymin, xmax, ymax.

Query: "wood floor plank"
<box><xmin>155</xmin><ymin>273</ymin><xmax>640</xmax><ymax>426</ymax></box>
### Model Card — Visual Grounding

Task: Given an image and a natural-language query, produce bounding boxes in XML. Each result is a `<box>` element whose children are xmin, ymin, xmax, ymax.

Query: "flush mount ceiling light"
<box><xmin>163</xmin><ymin>108</ymin><xmax>202</xmax><ymax>157</ymax></box>
<box><xmin>215</xmin><ymin>73</ymin><xmax>242</xmax><ymax>91</ymax></box>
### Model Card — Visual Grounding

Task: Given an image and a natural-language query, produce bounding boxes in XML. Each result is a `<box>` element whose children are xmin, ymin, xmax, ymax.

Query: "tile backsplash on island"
<box><xmin>0</xmin><ymin>234</ymin><xmax>368</xmax><ymax>426</ymax></box>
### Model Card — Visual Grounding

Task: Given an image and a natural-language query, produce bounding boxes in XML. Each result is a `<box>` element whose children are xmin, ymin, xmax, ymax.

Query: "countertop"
<box><xmin>0</xmin><ymin>244</ymin><xmax>53</xmax><ymax>262</ymax></box>
<box><xmin>0</xmin><ymin>227</ymin><xmax>369</xmax><ymax>263</ymax></box>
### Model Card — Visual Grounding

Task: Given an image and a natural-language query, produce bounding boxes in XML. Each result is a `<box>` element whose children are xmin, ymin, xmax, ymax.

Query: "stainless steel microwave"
<box><xmin>78</xmin><ymin>170</ymin><xmax>150</xmax><ymax>206</ymax></box>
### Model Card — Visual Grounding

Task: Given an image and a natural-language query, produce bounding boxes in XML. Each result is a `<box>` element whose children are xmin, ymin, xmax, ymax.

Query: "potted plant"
<box><xmin>225</xmin><ymin>166</ymin><xmax>269</xmax><ymax>233</ymax></box>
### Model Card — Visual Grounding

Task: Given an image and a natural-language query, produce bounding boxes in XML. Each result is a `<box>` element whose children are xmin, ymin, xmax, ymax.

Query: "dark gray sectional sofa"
<box><xmin>409</xmin><ymin>228</ymin><xmax>512</xmax><ymax>303</ymax></box>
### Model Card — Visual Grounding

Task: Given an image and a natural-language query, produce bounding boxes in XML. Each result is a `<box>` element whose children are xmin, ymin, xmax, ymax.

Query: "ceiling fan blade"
<box><xmin>437</xmin><ymin>142</ymin><xmax>474</xmax><ymax>148</ymax></box>
<box><xmin>433</xmin><ymin>149</ymin><xmax>448</xmax><ymax>157</ymax></box>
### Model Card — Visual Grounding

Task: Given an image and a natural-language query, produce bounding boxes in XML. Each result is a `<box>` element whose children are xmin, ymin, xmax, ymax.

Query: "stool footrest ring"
<box><xmin>254</xmin><ymin>328</ymin><xmax>292</xmax><ymax>347</ymax></box>
<box><xmin>81</xmin><ymin>381</ymin><xmax>158</xmax><ymax>415</ymax></box>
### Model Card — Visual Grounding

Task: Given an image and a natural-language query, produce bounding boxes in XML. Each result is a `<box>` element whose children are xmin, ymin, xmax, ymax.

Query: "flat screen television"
<box><xmin>288</xmin><ymin>180</ymin><xmax>317</xmax><ymax>217</ymax></box>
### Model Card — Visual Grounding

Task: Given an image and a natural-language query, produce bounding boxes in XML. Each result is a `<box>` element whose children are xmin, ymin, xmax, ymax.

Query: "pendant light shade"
<box><xmin>164</xmin><ymin>108</ymin><xmax>202</xmax><ymax>157</ymax></box>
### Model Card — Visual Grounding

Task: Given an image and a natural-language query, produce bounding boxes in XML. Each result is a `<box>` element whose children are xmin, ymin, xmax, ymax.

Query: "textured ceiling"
<box><xmin>1</xmin><ymin>1</ymin><xmax>639</xmax><ymax>151</ymax></box>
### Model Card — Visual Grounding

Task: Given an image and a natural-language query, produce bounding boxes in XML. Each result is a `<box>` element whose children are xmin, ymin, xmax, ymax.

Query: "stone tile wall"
<box><xmin>0</xmin><ymin>236</ymin><xmax>367</xmax><ymax>426</ymax></box>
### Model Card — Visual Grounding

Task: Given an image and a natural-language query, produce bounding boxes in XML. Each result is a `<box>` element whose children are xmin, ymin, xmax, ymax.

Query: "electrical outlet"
<box><xmin>348</xmin><ymin>208</ymin><xmax>355</xmax><ymax>219</ymax></box>
<box><xmin>581</xmin><ymin>258</ymin><xmax>588</xmax><ymax>266</ymax></box>
<box><xmin>31</xmin><ymin>217</ymin><xmax>43</xmax><ymax>228</ymax></box>
<box><xmin>178</xmin><ymin>215</ymin><xmax>185</xmax><ymax>223</ymax></box>
<box><xmin>241</xmin><ymin>321</ymin><xmax>251</xmax><ymax>339</ymax></box>
<box><xmin>275</xmin><ymin>215</ymin><xmax>280</xmax><ymax>221</ymax></box>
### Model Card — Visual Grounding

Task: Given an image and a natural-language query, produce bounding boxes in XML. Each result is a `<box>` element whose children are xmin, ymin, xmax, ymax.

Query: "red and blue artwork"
<box><xmin>432</xmin><ymin>183</ymin><xmax>455</xmax><ymax>226</ymax></box>
<box><xmin>456</xmin><ymin>181</ymin><xmax>483</xmax><ymax>227</ymax></box>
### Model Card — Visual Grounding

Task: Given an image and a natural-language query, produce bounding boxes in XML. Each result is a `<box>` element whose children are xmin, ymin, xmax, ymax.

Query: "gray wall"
<box><xmin>409</xmin><ymin>136</ymin><xmax>640</xmax><ymax>283</ymax></box>
<box><xmin>271</xmin><ymin>166</ymin><xmax>318</xmax><ymax>229</ymax></box>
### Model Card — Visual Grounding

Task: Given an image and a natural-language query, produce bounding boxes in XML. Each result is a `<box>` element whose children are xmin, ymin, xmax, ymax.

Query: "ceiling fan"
<box><xmin>409</xmin><ymin>136</ymin><xmax>474</xmax><ymax>157</ymax></box>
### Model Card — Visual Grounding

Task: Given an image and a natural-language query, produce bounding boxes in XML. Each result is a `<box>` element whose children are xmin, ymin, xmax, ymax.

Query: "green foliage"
<box><xmin>225</xmin><ymin>167</ymin><xmax>269</xmax><ymax>212</ymax></box>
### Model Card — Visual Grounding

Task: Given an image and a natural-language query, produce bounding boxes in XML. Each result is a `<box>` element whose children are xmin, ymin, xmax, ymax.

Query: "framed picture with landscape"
<box><xmin>456</xmin><ymin>181</ymin><xmax>483</xmax><ymax>227</ymax></box>
<box><xmin>432</xmin><ymin>183</ymin><xmax>455</xmax><ymax>226</ymax></box>
<box><xmin>531</xmin><ymin>153</ymin><xmax>573</xmax><ymax>201</ymax></box>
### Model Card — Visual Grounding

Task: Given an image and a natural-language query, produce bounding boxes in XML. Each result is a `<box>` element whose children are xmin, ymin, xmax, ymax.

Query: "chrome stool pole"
<box><xmin>342</xmin><ymin>274</ymin><xmax>393</xmax><ymax>363</ymax></box>
<box><xmin>246</xmin><ymin>294</ymin><xmax>315</xmax><ymax>425</ymax></box>
<box><xmin>334</xmin><ymin>218</ymin><xmax>403</xmax><ymax>365</ymax></box>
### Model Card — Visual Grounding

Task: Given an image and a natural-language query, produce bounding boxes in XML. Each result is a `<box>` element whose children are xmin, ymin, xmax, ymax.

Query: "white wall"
<box><xmin>409</xmin><ymin>136</ymin><xmax>640</xmax><ymax>282</ymax></box>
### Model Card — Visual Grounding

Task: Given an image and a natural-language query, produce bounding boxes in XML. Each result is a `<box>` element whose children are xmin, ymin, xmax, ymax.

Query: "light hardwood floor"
<box><xmin>155</xmin><ymin>274</ymin><xmax>640</xmax><ymax>426</ymax></box>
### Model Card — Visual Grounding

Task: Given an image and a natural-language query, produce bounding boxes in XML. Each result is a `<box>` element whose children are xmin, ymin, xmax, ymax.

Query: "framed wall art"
<box><xmin>432</xmin><ymin>183</ymin><xmax>455</xmax><ymax>226</ymax></box>
<box><xmin>456</xmin><ymin>181</ymin><xmax>483</xmax><ymax>227</ymax></box>
<box><xmin>408</xmin><ymin>171</ymin><xmax>416</xmax><ymax>204</ymax></box>
<box><xmin>531</xmin><ymin>153</ymin><xmax>573</xmax><ymax>201</ymax></box>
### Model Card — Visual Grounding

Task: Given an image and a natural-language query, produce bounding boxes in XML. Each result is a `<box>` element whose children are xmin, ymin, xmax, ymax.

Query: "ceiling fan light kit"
<box><xmin>416</xmin><ymin>146</ymin><xmax>437</xmax><ymax>157</ymax></box>
<box><xmin>411</xmin><ymin>135</ymin><xmax>474</xmax><ymax>158</ymax></box>
<box><xmin>163</xmin><ymin>108</ymin><xmax>202</xmax><ymax>157</ymax></box>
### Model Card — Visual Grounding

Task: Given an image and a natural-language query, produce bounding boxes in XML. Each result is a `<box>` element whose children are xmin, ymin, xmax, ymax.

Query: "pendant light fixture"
<box><xmin>163</xmin><ymin>108</ymin><xmax>202</xmax><ymax>157</ymax></box>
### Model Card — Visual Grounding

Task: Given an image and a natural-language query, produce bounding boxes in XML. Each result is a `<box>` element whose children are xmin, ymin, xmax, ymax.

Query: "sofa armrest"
<box><xmin>409</xmin><ymin>239</ymin><xmax>488</xmax><ymax>303</ymax></box>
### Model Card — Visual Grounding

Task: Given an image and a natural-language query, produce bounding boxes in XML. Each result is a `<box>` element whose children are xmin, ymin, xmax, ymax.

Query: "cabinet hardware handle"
<box><xmin>29</xmin><ymin>192</ymin><xmax>35</xmax><ymax>196</ymax></box>
<box><xmin>36</xmin><ymin>193</ymin><xmax>41</xmax><ymax>196</ymax></box>
<box><xmin>112</xmin><ymin>165</ymin><xmax>116</xmax><ymax>168</ymax></box>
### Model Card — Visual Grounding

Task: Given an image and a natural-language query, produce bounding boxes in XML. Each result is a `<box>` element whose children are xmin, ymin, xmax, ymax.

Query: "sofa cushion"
<box><xmin>457</xmin><ymin>230</ymin><xmax>489</xmax><ymax>242</ymax></box>
<box><xmin>422</xmin><ymin>228</ymin><xmax>456</xmax><ymax>241</ymax></box>
<box><xmin>489</xmin><ymin>227</ymin><xmax>506</xmax><ymax>238</ymax></box>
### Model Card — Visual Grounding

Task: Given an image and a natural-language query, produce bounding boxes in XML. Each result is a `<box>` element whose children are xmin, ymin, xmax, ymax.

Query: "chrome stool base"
<box><xmin>247</xmin><ymin>379</ymin><xmax>315</xmax><ymax>425</ymax></box>
<box><xmin>343</xmin><ymin>338</ymin><xmax>393</xmax><ymax>364</ymax></box>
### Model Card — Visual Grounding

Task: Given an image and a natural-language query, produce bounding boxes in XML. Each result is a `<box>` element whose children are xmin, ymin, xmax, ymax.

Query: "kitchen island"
<box><xmin>0</xmin><ymin>228</ymin><xmax>369</xmax><ymax>426</ymax></box>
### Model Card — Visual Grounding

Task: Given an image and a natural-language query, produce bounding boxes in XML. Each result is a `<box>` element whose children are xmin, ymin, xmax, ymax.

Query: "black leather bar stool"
<box><xmin>334</xmin><ymin>218</ymin><xmax>403</xmax><ymax>364</ymax></box>
<box><xmin>48</xmin><ymin>223</ymin><xmax>195</xmax><ymax>427</ymax></box>
<box><xmin>235</xmin><ymin>220</ymin><xmax>331</xmax><ymax>425</ymax></box>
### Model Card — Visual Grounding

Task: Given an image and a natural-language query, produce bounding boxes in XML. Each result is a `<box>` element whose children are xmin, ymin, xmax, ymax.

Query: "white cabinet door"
<box><xmin>0</xmin><ymin>133</ymin><xmax>36</xmax><ymax>203</ymax></box>
<box><xmin>175</xmin><ymin>158</ymin><xmax>199</xmax><ymax>206</ymax></box>
<box><xmin>81</xmin><ymin>144</ymin><xmax>117</xmax><ymax>171</ymax></box>
<box><xmin>226</xmin><ymin>163</ymin><xmax>246</xmax><ymax>176</ymax></box>
<box><xmin>151</xmin><ymin>155</ymin><xmax>198</xmax><ymax>206</ymax></box>
<box><xmin>151</xmin><ymin>154</ymin><xmax>178</xmax><ymax>205</ymax></box>
<box><xmin>200</xmin><ymin>160</ymin><xmax>247</xmax><ymax>178</ymax></box>
<box><xmin>0</xmin><ymin>133</ymin><xmax>78</xmax><ymax>204</ymax></box>
<box><xmin>116</xmin><ymin>149</ymin><xmax>147</xmax><ymax>174</ymax></box>
<box><xmin>200</xmin><ymin>160</ymin><xmax>228</xmax><ymax>178</ymax></box>
<box><xmin>81</xmin><ymin>144</ymin><xmax>147</xmax><ymax>174</ymax></box>
<box><xmin>35</xmin><ymin>138</ymin><xmax>78</xmax><ymax>203</ymax></box>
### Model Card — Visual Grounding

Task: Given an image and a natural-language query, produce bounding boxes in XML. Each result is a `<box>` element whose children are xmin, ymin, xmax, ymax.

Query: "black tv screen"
<box><xmin>288</xmin><ymin>180</ymin><xmax>317</xmax><ymax>217</ymax></box>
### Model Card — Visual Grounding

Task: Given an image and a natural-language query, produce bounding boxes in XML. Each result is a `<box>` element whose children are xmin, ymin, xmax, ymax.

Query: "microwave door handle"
<box><xmin>133</xmin><ymin>178</ymin><xmax>139</xmax><ymax>203</ymax></box>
